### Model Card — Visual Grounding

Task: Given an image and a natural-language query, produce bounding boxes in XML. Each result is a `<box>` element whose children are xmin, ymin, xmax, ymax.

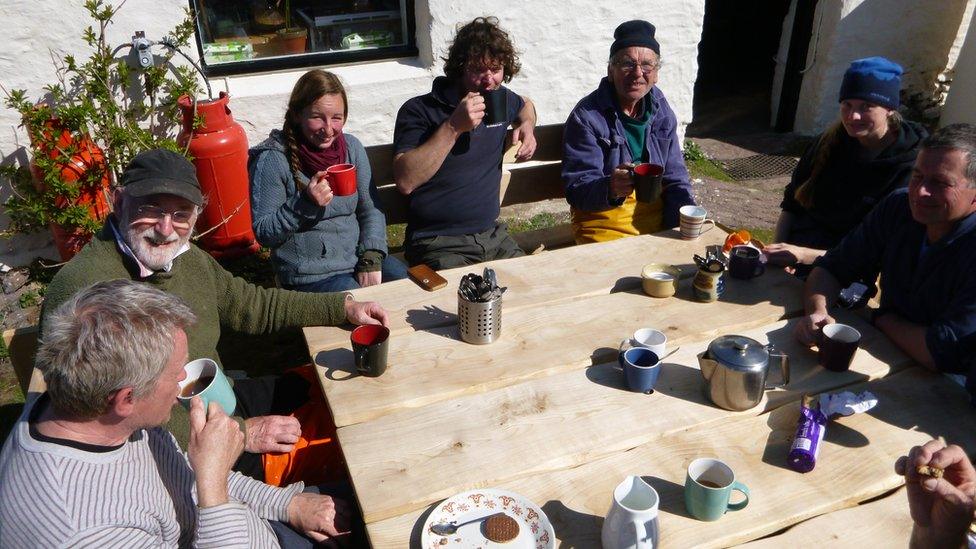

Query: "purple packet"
<box><xmin>788</xmin><ymin>394</ymin><xmax>827</xmax><ymax>473</ymax></box>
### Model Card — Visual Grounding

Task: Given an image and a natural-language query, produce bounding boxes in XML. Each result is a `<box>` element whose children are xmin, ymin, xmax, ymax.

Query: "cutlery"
<box><xmin>429</xmin><ymin>513</ymin><xmax>503</xmax><ymax>536</ymax></box>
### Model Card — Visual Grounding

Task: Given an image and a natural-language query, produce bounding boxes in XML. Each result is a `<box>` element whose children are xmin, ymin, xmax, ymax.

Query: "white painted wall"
<box><xmin>942</xmin><ymin>10</ymin><xmax>976</xmax><ymax>126</ymax></box>
<box><xmin>788</xmin><ymin>0</ymin><xmax>972</xmax><ymax>135</ymax></box>
<box><xmin>0</xmin><ymin>0</ymin><xmax>706</xmax><ymax>267</ymax></box>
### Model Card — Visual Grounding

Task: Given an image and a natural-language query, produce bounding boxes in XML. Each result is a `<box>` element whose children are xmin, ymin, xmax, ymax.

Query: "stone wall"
<box><xmin>776</xmin><ymin>0</ymin><xmax>974</xmax><ymax>134</ymax></box>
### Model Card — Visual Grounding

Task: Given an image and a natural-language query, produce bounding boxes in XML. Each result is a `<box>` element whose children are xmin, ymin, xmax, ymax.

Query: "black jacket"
<box><xmin>781</xmin><ymin>119</ymin><xmax>928</xmax><ymax>250</ymax></box>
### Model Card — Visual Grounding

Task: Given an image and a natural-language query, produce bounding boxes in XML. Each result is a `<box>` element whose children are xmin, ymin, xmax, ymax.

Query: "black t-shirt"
<box><xmin>393</xmin><ymin>77</ymin><xmax>525</xmax><ymax>239</ymax></box>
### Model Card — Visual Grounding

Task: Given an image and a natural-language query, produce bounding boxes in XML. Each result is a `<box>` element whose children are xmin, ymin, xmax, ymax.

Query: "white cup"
<box><xmin>620</xmin><ymin>328</ymin><xmax>667</xmax><ymax>357</ymax></box>
<box><xmin>680</xmin><ymin>205</ymin><xmax>716</xmax><ymax>240</ymax></box>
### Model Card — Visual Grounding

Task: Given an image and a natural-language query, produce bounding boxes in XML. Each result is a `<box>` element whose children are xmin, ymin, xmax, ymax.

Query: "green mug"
<box><xmin>684</xmin><ymin>457</ymin><xmax>750</xmax><ymax>521</ymax></box>
<box><xmin>177</xmin><ymin>358</ymin><xmax>237</xmax><ymax>416</ymax></box>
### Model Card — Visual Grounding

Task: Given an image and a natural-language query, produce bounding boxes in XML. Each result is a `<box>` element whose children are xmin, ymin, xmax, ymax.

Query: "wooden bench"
<box><xmin>3</xmin><ymin>124</ymin><xmax>571</xmax><ymax>394</ymax></box>
<box><xmin>366</xmin><ymin>123</ymin><xmax>572</xmax><ymax>254</ymax></box>
<box><xmin>2</xmin><ymin>326</ymin><xmax>43</xmax><ymax>395</ymax></box>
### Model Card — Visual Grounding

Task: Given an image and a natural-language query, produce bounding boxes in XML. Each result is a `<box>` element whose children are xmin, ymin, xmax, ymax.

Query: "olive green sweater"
<box><xmin>40</xmin><ymin>220</ymin><xmax>348</xmax><ymax>446</ymax></box>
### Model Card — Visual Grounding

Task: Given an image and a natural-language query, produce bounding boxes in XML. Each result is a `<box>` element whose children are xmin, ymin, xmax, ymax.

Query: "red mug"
<box><xmin>326</xmin><ymin>163</ymin><xmax>357</xmax><ymax>196</ymax></box>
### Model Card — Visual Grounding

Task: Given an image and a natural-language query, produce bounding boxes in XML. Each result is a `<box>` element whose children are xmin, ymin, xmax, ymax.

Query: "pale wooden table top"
<box><xmin>303</xmin><ymin>231</ymin><xmax>976</xmax><ymax>547</ymax></box>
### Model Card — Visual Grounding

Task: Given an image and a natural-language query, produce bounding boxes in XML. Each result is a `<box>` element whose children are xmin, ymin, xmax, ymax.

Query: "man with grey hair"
<box><xmin>0</xmin><ymin>280</ymin><xmax>353</xmax><ymax>547</ymax></box>
<box><xmin>40</xmin><ymin>148</ymin><xmax>389</xmax><ymax>479</ymax></box>
<box><xmin>796</xmin><ymin>123</ymin><xmax>976</xmax><ymax>397</ymax></box>
<box><xmin>562</xmin><ymin>19</ymin><xmax>696</xmax><ymax>243</ymax></box>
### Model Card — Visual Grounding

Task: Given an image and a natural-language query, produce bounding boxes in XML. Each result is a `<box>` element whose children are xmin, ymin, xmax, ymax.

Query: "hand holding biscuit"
<box><xmin>895</xmin><ymin>439</ymin><xmax>976</xmax><ymax>548</ymax></box>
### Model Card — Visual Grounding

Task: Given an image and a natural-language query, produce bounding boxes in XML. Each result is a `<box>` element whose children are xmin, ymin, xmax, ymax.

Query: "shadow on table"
<box><xmin>408</xmin><ymin>500</ymin><xmax>439</xmax><ymax>549</ymax></box>
<box><xmin>610</xmin><ymin>276</ymin><xmax>642</xmax><ymax>294</ymax></box>
<box><xmin>643</xmin><ymin>475</ymin><xmax>693</xmax><ymax>519</ymax></box>
<box><xmin>650</xmin><ymin>362</ymin><xmax>713</xmax><ymax>407</ymax></box>
<box><xmin>405</xmin><ymin>305</ymin><xmax>459</xmax><ymax>341</ymax></box>
<box><xmin>314</xmin><ymin>348</ymin><xmax>358</xmax><ymax>380</ymax></box>
<box><xmin>541</xmin><ymin>500</ymin><xmax>602</xmax><ymax>548</ymax></box>
<box><xmin>590</xmin><ymin>346</ymin><xmax>620</xmax><ymax>370</ymax></box>
<box><xmin>863</xmin><ymin>369</ymin><xmax>976</xmax><ymax>449</ymax></box>
<box><xmin>610</xmin><ymin>263</ymin><xmax>699</xmax><ymax>297</ymax></box>
<box><xmin>663</xmin><ymin>265</ymin><xmax>800</xmax><ymax>312</ymax></box>
<box><xmin>759</xmin><ymin>402</ymin><xmax>870</xmax><ymax>472</ymax></box>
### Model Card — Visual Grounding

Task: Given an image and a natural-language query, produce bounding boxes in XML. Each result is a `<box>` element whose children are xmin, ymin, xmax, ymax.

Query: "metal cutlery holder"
<box><xmin>457</xmin><ymin>292</ymin><xmax>502</xmax><ymax>345</ymax></box>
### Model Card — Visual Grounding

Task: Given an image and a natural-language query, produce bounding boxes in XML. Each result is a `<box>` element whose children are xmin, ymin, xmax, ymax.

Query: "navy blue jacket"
<box><xmin>562</xmin><ymin>77</ymin><xmax>695</xmax><ymax>229</ymax></box>
<box><xmin>815</xmin><ymin>189</ymin><xmax>976</xmax><ymax>381</ymax></box>
<box><xmin>393</xmin><ymin>77</ymin><xmax>524</xmax><ymax>239</ymax></box>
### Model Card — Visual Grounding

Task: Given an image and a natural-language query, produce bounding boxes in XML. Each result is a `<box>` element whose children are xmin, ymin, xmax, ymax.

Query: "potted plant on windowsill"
<box><xmin>274</xmin><ymin>0</ymin><xmax>308</xmax><ymax>55</ymax></box>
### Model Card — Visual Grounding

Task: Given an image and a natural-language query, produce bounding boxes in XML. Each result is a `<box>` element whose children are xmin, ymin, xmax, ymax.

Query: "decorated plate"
<box><xmin>420</xmin><ymin>488</ymin><xmax>555</xmax><ymax>549</ymax></box>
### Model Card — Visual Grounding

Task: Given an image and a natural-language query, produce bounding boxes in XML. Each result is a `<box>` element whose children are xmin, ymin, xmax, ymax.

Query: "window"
<box><xmin>190</xmin><ymin>0</ymin><xmax>416</xmax><ymax>76</ymax></box>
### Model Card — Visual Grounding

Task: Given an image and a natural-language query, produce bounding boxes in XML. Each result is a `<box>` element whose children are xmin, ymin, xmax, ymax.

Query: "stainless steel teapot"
<box><xmin>698</xmin><ymin>335</ymin><xmax>789</xmax><ymax>411</ymax></box>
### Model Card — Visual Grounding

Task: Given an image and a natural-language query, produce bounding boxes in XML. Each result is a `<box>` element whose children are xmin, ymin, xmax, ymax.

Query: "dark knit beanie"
<box><xmin>610</xmin><ymin>20</ymin><xmax>660</xmax><ymax>57</ymax></box>
<box><xmin>838</xmin><ymin>56</ymin><xmax>903</xmax><ymax>110</ymax></box>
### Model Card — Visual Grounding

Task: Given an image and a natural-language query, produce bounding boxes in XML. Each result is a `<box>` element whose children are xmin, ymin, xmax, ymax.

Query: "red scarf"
<box><xmin>295</xmin><ymin>131</ymin><xmax>348</xmax><ymax>179</ymax></box>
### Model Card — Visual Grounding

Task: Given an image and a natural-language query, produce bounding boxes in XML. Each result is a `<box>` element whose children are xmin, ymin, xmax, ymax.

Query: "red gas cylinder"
<box><xmin>178</xmin><ymin>92</ymin><xmax>259</xmax><ymax>258</ymax></box>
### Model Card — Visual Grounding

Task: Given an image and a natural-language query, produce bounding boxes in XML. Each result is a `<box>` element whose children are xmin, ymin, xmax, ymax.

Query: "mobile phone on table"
<box><xmin>408</xmin><ymin>264</ymin><xmax>448</xmax><ymax>291</ymax></box>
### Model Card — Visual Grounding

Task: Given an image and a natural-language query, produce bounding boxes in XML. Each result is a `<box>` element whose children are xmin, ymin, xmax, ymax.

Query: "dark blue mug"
<box><xmin>728</xmin><ymin>245</ymin><xmax>765</xmax><ymax>280</ymax></box>
<box><xmin>618</xmin><ymin>347</ymin><xmax>662</xmax><ymax>393</ymax></box>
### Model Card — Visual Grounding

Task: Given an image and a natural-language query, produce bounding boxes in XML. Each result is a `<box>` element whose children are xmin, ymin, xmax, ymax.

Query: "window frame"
<box><xmin>188</xmin><ymin>0</ymin><xmax>418</xmax><ymax>77</ymax></box>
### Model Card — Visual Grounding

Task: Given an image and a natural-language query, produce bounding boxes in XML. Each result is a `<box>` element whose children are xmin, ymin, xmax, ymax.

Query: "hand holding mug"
<box><xmin>449</xmin><ymin>92</ymin><xmax>486</xmax><ymax>133</ymax></box>
<box><xmin>794</xmin><ymin>310</ymin><xmax>834</xmax><ymax>347</ymax></box>
<box><xmin>306</xmin><ymin>171</ymin><xmax>335</xmax><ymax>207</ymax></box>
<box><xmin>610</xmin><ymin>164</ymin><xmax>635</xmax><ymax>199</ymax></box>
<box><xmin>188</xmin><ymin>398</ymin><xmax>245</xmax><ymax>507</ymax></box>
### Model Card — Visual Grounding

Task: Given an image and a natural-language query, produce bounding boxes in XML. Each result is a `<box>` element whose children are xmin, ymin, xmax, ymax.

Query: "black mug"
<box><xmin>632</xmin><ymin>163</ymin><xmax>664</xmax><ymax>203</ymax></box>
<box><xmin>480</xmin><ymin>88</ymin><xmax>508</xmax><ymax>127</ymax></box>
<box><xmin>818</xmin><ymin>323</ymin><xmax>861</xmax><ymax>372</ymax></box>
<box><xmin>728</xmin><ymin>245</ymin><xmax>765</xmax><ymax>280</ymax></box>
<box><xmin>351</xmin><ymin>324</ymin><xmax>390</xmax><ymax>377</ymax></box>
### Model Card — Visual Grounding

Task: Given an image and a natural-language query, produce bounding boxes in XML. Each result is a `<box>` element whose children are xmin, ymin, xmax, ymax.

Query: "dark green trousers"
<box><xmin>405</xmin><ymin>222</ymin><xmax>525</xmax><ymax>269</ymax></box>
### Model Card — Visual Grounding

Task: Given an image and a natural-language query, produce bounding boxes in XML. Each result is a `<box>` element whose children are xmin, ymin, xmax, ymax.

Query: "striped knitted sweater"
<box><xmin>0</xmin><ymin>394</ymin><xmax>302</xmax><ymax>548</ymax></box>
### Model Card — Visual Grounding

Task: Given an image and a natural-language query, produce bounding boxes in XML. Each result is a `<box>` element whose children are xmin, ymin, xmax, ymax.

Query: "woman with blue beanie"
<box><xmin>764</xmin><ymin>56</ymin><xmax>928</xmax><ymax>275</ymax></box>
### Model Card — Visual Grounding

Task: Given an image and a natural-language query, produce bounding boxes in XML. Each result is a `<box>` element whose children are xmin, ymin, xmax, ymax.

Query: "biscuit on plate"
<box><xmin>483</xmin><ymin>513</ymin><xmax>519</xmax><ymax>543</ymax></box>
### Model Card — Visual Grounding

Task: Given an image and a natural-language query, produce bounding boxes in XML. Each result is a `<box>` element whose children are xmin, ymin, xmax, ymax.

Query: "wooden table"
<box><xmin>304</xmin><ymin>230</ymin><xmax>976</xmax><ymax>547</ymax></box>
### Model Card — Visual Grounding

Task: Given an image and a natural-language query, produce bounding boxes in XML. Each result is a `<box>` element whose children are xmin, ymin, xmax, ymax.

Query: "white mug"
<box><xmin>620</xmin><ymin>328</ymin><xmax>667</xmax><ymax>357</ymax></box>
<box><xmin>679</xmin><ymin>205</ymin><xmax>716</xmax><ymax>240</ymax></box>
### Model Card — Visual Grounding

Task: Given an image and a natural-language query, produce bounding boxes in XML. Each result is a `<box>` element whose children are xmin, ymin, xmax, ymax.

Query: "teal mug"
<box><xmin>684</xmin><ymin>457</ymin><xmax>750</xmax><ymax>521</ymax></box>
<box><xmin>177</xmin><ymin>358</ymin><xmax>237</xmax><ymax>415</ymax></box>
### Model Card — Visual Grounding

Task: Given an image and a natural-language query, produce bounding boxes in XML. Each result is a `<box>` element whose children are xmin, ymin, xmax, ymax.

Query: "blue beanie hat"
<box><xmin>838</xmin><ymin>56</ymin><xmax>903</xmax><ymax>110</ymax></box>
<box><xmin>610</xmin><ymin>20</ymin><xmax>660</xmax><ymax>57</ymax></box>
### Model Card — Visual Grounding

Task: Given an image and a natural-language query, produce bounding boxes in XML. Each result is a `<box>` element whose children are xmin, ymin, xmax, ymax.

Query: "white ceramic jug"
<box><xmin>602</xmin><ymin>475</ymin><xmax>660</xmax><ymax>549</ymax></box>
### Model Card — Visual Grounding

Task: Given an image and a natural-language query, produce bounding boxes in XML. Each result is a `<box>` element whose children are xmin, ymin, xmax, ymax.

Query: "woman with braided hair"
<box><xmin>249</xmin><ymin>69</ymin><xmax>407</xmax><ymax>292</ymax></box>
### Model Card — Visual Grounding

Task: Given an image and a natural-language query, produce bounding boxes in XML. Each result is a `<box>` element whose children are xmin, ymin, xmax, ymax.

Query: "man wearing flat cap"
<box><xmin>40</xmin><ymin>148</ymin><xmax>388</xmax><ymax>480</ymax></box>
<box><xmin>563</xmin><ymin>19</ymin><xmax>697</xmax><ymax>243</ymax></box>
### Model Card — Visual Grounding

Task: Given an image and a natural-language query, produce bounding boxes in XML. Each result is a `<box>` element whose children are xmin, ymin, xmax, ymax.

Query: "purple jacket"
<box><xmin>562</xmin><ymin>77</ymin><xmax>695</xmax><ymax>228</ymax></box>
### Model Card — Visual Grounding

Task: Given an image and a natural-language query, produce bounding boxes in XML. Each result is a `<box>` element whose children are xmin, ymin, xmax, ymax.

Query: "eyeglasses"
<box><xmin>614</xmin><ymin>60</ymin><xmax>662</xmax><ymax>74</ymax></box>
<box><xmin>135</xmin><ymin>204</ymin><xmax>195</xmax><ymax>225</ymax></box>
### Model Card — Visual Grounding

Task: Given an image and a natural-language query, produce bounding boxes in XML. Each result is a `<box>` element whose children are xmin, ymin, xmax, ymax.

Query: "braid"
<box><xmin>282</xmin><ymin>122</ymin><xmax>306</xmax><ymax>193</ymax></box>
<box><xmin>794</xmin><ymin>122</ymin><xmax>844</xmax><ymax>209</ymax></box>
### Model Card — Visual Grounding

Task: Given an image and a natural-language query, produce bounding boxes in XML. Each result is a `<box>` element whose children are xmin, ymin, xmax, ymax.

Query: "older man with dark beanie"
<box><xmin>562</xmin><ymin>19</ymin><xmax>696</xmax><ymax>243</ymax></box>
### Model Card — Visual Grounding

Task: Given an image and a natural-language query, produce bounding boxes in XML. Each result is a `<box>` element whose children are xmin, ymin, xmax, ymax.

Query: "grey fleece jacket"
<box><xmin>249</xmin><ymin>130</ymin><xmax>389</xmax><ymax>287</ymax></box>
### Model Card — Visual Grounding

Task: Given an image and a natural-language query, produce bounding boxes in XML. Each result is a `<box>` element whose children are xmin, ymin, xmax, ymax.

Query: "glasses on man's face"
<box><xmin>135</xmin><ymin>204</ymin><xmax>195</xmax><ymax>225</ymax></box>
<box><xmin>614</xmin><ymin>60</ymin><xmax>662</xmax><ymax>75</ymax></box>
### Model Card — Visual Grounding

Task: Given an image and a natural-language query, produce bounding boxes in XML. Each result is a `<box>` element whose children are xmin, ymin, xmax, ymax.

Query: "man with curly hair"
<box><xmin>393</xmin><ymin>16</ymin><xmax>537</xmax><ymax>269</ymax></box>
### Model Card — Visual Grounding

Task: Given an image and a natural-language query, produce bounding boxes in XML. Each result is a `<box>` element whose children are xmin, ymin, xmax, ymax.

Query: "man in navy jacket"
<box><xmin>796</xmin><ymin>124</ymin><xmax>976</xmax><ymax>396</ymax></box>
